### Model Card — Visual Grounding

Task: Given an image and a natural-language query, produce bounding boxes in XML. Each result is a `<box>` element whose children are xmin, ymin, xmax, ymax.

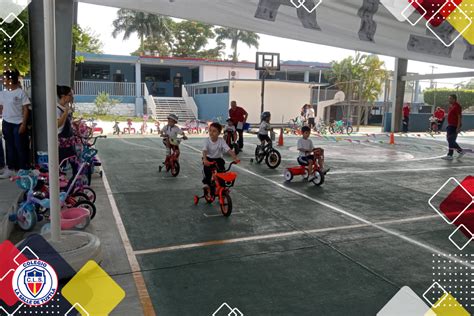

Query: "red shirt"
<box><xmin>447</xmin><ymin>102</ymin><xmax>462</xmax><ymax>126</ymax></box>
<box><xmin>402</xmin><ymin>105</ymin><xmax>410</xmax><ymax>118</ymax></box>
<box><xmin>434</xmin><ymin>109</ymin><xmax>445</xmax><ymax>120</ymax></box>
<box><xmin>229</xmin><ymin>106</ymin><xmax>247</xmax><ymax>125</ymax></box>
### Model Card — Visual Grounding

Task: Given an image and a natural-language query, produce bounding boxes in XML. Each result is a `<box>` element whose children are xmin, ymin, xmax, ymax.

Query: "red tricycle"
<box><xmin>194</xmin><ymin>161</ymin><xmax>239</xmax><ymax>217</ymax></box>
<box><xmin>123</xmin><ymin>118</ymin><xmax>136</xmax><ymax>134</ymax></box>
<box><xmin>284</xmin><ymin>148</ymin><xmax>327</xmax><ymax>186</ymax></box>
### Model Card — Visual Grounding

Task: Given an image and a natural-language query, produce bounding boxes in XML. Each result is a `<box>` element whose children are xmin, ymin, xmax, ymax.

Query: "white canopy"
<box><xmin>80</xmin><ymin>0</ymin><xmax>474</xmax><ymax>68</ymax></box>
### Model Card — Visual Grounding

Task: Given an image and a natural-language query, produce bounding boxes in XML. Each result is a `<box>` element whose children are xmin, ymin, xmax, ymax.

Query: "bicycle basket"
<box><xmin>216</xmin><ymin>172</ymin><xmax>237</xmax><ymax>187</ymax></box>
<box><xmin>16</xmin><ymin>170</ymin><xmax>38</xmax><ymax>191</ymax></box>
<box><xmin>81</xmin><ymin>148</ymin><xmax>98</xmax><ymax>163</ymax></box>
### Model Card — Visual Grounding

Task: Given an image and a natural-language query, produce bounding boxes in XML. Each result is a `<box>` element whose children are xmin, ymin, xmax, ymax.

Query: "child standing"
<box><xmin>258</xmin><ymin>111</ymin><xmax>272</xmax><ymax>146</ymax></box>
<box><xmin>160</xmin><ymin>114</ymin><xmax>187</xmax><ymax>157</ymax></box>
<box><xmin>202</xmin><ymin>122</ymin><xmax>239</xmax><ymax>193</ymax></box>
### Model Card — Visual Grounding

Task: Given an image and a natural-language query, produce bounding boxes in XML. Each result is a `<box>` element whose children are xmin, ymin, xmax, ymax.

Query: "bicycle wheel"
<box><xmin>220</xmin><ymin>191</ymin><xmax>232</xmax><ymax>217</ymax></box>
<box><xmin>255</xmin><ymin>146</ymin><xmax>264</xmax><ymax>164</ymax></box>
<box><xmin>346</xmin><ymin>126</ymin><xmax>353</xmax><ymax>135</ymax></box>
<box><xmin>71</xmin><ymin>192</ymin><xmax>89</xmax><ymax>204</ymax></box>
<box><xmin>311</xmin><ymin>171</ymin><xmax>325</xmax><ymax>186</ymax></box>
<box><xmin>265</xmin><ymin>149</ymin><xmax>281</xmax><ymax>169</ymax></box>
<box><xmin>171</xmin><ymin>161</ymin><xmax>180</xmax><ymax>177</ymax></box>
<box><xmin>81</xmin><ymin>187</ymin><xmax>96</xmax><ymax>203</ymax></box>
<box><xmin>17</xmin><ymin>208</ymin><xmax>37</xmax><ymax>231</ymax></box>
<box><xmin>74</xmin><ymin>200</ymin><xmax>96</xmax><ymax>220</ymax></box>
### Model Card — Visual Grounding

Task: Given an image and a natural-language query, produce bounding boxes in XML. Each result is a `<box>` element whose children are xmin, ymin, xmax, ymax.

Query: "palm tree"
<box><xmin>112</xmin><ymin>9</ymin><xmax>173</xmax><ymax>55</ymax></box>
<box><xmin>215</xmin><ymin>27</ymin><xmax>260</xmax><ymax>62</ymax></box>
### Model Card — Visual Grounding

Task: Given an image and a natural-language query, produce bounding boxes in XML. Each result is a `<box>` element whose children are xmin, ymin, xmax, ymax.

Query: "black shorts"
<box><xmin>297</xmin><ymin>155</ymin><xmax>315</xmax><ymax>166</ymax></box>
<box><xmin>258</xmin><ymin>134</ymin><xmax>271</xmax><ymax>143</ymax></box>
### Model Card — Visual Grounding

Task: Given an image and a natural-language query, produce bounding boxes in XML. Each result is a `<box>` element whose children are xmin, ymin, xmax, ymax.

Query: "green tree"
<box><xmin>131</xmin><ymin>37</ymin><xmax>170</xmax><ymax>56</ymax></box>
<box><xmin>423</xmin><ymin>88</ymin><xmax>474</xmax><ymax>109</ymax></box>
<box><xmin>0</xmin><ymin>10</ymin><xmax>30</xmax><ymax>74</ymax></box>
<box><xmin>215</xmin><ymin>27</ymin><xmax>259</xmax><ymax>62</ymax></box>
<box><xmin>171</xmin><ymin>21</ymin><xmax>223</xmax><ymax>59</ymax></box>
<box><xmin>73</xmin><ymin>25</ymin><xmax>103</xmax><ymax>63</ymax></box>
<box><xmin>327</xmin><ymin>53</ymin><xmax>387</xmax><ymax>103</ymax></box>
<box><xmin>112</xmin><ymin>9</ymin><xmax>173</xmax><ymax>56</ymax></box>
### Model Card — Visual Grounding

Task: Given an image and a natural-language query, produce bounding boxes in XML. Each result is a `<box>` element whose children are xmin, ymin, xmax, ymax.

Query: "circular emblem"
<box><xmin>12</xmin><ymin>259</ymin><xmax>58</xmax><ymax>306</ymax></box>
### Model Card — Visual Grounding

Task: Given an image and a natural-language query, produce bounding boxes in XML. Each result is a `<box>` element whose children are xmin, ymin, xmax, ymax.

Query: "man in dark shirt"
<box><xmin>229</xmin><ymin>101</ymin><xmax>248</xmax><ymax>150</ymax></box>
<box><xmin>442</xmin><ymin>95</ymin><xmax>464</xmax><ymax>160</ymax></box>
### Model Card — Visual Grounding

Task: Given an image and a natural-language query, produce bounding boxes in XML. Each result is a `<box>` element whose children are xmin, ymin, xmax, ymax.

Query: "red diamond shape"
<box><xmin>440</xmin><ymin>176</ymin><xmax>474</xmax><ymax>238</ymax></box>
<box><xmin>0</xmin><ymin>240</ymin><xmax>28</xmax><ymax>306</ymax></box>
<box><xmin>409</xmin><ymin>0</ymin><xmax>464</xmax><ymax>27</ymax></box>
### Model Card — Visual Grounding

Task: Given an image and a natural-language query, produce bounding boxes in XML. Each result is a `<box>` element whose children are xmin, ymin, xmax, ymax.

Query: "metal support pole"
<box><xmin>44</xmin><ymin>0</ymin><xmax>61</xmax><ymax>242</ymax></box>
<box><xmin>261</xmin><ymin>70</ymin><xmax>266</xmax><ymax>114</ymax></box>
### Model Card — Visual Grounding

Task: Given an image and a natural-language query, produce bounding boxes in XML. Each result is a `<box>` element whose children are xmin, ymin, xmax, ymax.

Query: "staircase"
<box><xmin>152</xmin><ymin>97</ymin><xmax>197</xmax><ymax>122</ymax></box>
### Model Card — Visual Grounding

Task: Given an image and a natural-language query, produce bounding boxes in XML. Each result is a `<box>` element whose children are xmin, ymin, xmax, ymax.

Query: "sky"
<box><xmin>77</xmin><ymin>3</ymin><xmax>473</xmax><ymax>88</ymax></box>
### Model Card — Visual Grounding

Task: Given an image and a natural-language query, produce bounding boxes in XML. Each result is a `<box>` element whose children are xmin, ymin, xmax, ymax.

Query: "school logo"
<box><xmin>11</xmin><ymin>259</ymin><xmax>58</xmax><ymax>306</ymax></box>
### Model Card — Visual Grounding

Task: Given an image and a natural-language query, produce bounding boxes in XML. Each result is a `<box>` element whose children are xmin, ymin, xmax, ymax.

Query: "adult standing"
<box><xmin>229</xmin><ymin>101</ymin><xmax>248</xmax><ymax>150</ymax></box>
<box><xmin>402</xmin><ymin>103</ymin><xmax>410</xmax><ymax>133</ymax></box>
<box><xmin>0</xmin><ymin>104</ymin><xmax>5</xmax><ymax>174</ymax></box>
<box><xmin>0</xmin><ymin>69</ymin><xmax>31</xmax><ymax>179</ymax></box>
<box><xmin>442</xmin><ymin>94</ymin><xmax>464</xmax><ymax>160</ymax></box>
<box><xmin>305</xmin><ymin>104</ymin><xmax>315</xmax><ymax>130</ymax></box>
<box><xmin>56</xmin><ymin>86</ymin><xmax>78</xmax><ymax>179</ymax></box>
<box><xmin>434</xmin><ymin>106</ymin><xmax>445</xmax><ymax>131</ymax></box>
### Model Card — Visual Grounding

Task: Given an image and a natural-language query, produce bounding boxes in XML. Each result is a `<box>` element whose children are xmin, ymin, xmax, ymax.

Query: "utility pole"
<box><xmin>429</xmin><ymin>65</ymin><xmax>438</xmax><ymax>89</ymax></box>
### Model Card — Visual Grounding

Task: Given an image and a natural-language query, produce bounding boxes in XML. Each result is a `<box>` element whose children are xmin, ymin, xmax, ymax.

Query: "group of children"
<box><xmin>159</xmin><ymin>110</ymin><xmax>325</xmax><ymax>190</ymax></box>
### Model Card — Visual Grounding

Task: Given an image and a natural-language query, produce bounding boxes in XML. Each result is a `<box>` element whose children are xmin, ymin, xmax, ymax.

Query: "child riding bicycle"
<box><xmin>224</xmin><ymin>118</ymin><xmax>237</xmax><ymax>143</ymax></box>
<box><xmin>202</xmin><ymin>122</ymin><xmax>239</xmax><ymax>195</ymax></box>
<box><xmin>258</xmin><ymin>111</ymin><xmax>273</xmax><ymax>146</ymax></box>
<box><xmin>297</xmin><ymin>126</ymin><xmax>326</xmax><ymax>181</ymax></box>
<box><xmin>160</xmin><ymin>114</ymin><xmax>187</xmax><ymax>157</ymax></box>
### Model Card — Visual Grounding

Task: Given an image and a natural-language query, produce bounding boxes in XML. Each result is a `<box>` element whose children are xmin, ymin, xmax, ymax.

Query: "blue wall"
<box><xmin>194</xmin><ymin>93</ymin><xmax>229</xmax><ymax>121</ymax></box>
<box><xmin>383</xmin><ymin>113</ymin><xmax>474</xmax><ymax>132</ymax></box>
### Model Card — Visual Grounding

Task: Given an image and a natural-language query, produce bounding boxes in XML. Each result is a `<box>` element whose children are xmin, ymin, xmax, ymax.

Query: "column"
<box><xmin>390</xmin><ymin>58</ymin><xmax>408</xmax><ymax>132</ymax></box>
<box><xmin>135</xmin><ymin>60</ymin><xmax>143</xmax><ymax>116</ymax></box>
<box><xmin>304</xmin><ymin>70</ymin><xmax>310</xmax><ymax>83</ymax></box>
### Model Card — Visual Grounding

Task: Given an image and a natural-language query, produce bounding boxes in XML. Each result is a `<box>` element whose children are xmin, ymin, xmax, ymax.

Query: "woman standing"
<box><xmin>56</xmin><ymin>86</ymin><xmax>78</xmax><ymax>177</ymax></box>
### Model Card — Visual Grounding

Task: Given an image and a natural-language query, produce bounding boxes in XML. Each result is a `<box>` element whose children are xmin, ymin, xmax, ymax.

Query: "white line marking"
<box><xmin>101</xmin><ymin>162</ymin><xmax>155</xmax><ymax>315</ymax></box>
<box><xmin>133</xmin><ymin>215</ymin><xmax>438</xmax><ymax>256</ymax></box>
<box><xmin>182</xmin><ymin>143</ymin><xmax>474</xmax><ymax>268</ymax></box>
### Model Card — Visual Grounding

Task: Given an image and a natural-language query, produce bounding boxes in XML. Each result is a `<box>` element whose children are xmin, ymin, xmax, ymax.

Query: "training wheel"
<box><xmin>193</xmin><ymin>195</ymin><xmax>199</xmax><ymax>205</ymax></box>
<box><xmin>250</xmin><ymin>158</ymin><xmax>254</xmax><ymax>163</ymax></box>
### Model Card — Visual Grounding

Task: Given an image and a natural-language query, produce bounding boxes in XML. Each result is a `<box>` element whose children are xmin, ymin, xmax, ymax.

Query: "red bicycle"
<box><xmin>194</xmin><ymin>161</ymin><xmax>239</xmax><ymax>217</ymax></box>
<box><xmin>159</xmin><ymin>136</ymin><xmax>184</xmax><ymax>177</ymax></box>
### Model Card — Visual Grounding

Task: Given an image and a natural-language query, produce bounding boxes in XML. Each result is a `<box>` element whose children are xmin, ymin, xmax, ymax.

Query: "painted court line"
<box><xmin>182</xmin><ymin>143</ymin><xmax>474</xmax><ymax>268</ymax></box>
<box><xmin>101</xmin><ymin>166</ymin><xmax>156</xmax><ymax>316</ymax></box>
<box><xmin>203</xmin><ymin>211</ymin><xmax>244</xmax><ymax>217</ymax></box>
<box><xmin>133</xmin><ymin>215</ymin><xmax>438</xmax><ymax>256</ymax></box>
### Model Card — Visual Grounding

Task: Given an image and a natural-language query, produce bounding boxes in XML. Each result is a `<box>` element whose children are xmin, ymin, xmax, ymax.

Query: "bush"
<box><xmin>94</xmin><ymin>92</ymin><xmax>120</xmax><ymax>115</ymax></box>
<box><xmin>423</xmin><ymin>89</ymin><xmax>474</xmax><ymax>109</ymax></box>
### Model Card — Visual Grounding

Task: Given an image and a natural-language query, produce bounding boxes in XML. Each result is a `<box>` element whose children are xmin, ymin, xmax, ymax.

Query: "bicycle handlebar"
<box><xmin>207</xmin><ymin>160</ymin><xmax>240</xmax><ymax>172</ymax></box>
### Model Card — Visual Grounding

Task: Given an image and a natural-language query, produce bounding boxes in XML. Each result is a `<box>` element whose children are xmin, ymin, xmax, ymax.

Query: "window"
<box><xmin>208</xmin><ymin>87</ymin><xmax>217</xmax><ymax>94</ymax></box>
<box><xmin>81</xmin><ymin>64</ymin><xmax>111</xmax><ymax>81</ymax></box>
<box><xmin>197</xmin><ymin>88</ymin><xmax>207</xmax><ymax>95</ymax></box>
<box><xmin>217</xmin><ymin>86</ymin><xmax>229</xmax><ymax>93</ymax></box>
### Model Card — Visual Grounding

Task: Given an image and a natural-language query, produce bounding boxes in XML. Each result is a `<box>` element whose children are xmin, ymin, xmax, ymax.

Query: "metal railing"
<box><xmin>74</xmin><ymin>80</ymin><xmax>143</xmax><ymax>96</ymax></box>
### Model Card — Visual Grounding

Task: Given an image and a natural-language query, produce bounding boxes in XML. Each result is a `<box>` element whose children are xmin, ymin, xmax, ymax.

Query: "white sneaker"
<box><xmin>441</xmin><ymin>155</ymin><xmax>453</xmax><ymax>161</ymax></box>
<box><xmin>457</xmin><ymin>151</ymin><xmax>465</xmax><ymax>160</ymax></box>
<box><xmin>0</xmin><ymin>169</ymin><xmax>15</xmax><ymax>179</ymax></box>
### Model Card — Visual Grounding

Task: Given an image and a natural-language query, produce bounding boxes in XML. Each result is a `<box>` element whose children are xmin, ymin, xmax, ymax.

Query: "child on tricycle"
<box><xmin>284</xmin><ymin>126</ymin><xmax>328</xmax><ymax>186</ymax></box>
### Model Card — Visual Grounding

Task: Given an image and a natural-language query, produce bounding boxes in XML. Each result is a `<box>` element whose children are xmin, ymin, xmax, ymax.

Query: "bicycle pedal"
<box><xmin>158</xmin><ymin>166</ymin><xmax>163</xmax><ymax>172</ymax></box>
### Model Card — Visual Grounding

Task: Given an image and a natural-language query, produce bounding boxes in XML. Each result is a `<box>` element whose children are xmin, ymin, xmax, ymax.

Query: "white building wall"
<box><xmin>201</xmin><ymin>65</ymin><xmax>258</xmax><ymax>82</ymax></box>
<box><xmin>229</xmin><ymin>81</ymin><xmax>312</xmax><ymax>124</ymax></box>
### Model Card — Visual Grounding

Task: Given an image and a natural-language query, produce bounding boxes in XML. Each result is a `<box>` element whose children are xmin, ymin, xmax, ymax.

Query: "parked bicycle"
<box><xmin>329</xmin><ymin>119</ymin><xmax>353</xmax><ymax>135</ymax></box>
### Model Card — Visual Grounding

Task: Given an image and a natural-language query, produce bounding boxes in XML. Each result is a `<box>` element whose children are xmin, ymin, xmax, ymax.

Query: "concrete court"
<box><xmin>97</xmin><ymin>132</ymin><xmax>474</xmax><ymax>316</ymax></box>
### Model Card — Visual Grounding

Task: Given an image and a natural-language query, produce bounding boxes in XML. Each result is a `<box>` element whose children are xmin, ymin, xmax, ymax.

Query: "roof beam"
<box><xmin>402</xmin><ymin>72</ymin><xmax>474</xmax><ymax>81</ymax></box>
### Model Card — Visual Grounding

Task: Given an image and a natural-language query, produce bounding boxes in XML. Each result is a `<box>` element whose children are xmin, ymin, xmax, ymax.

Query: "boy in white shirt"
<box><xmin>258</xmin><ymin>111</ymin><xmax>272</xmax><ymax>146</ymax></box>
<box><xmin>160</xmin><ymin>114</ymin><xmax>187</xmax><ymax>156</ymax></box>
<box><xmin>297</xmin><ymin>126</ymin><xmax>323</xmax><ymax>181</ymax></box>
<box><xmin>202</xmin><ymin>122</ymin><xmax>239</xmax><ymax>192</ymax></box>
<box><xmin>0</xmin><ymin>69</ymin><xmax>31</xmax><ymax>178</ymax></box>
